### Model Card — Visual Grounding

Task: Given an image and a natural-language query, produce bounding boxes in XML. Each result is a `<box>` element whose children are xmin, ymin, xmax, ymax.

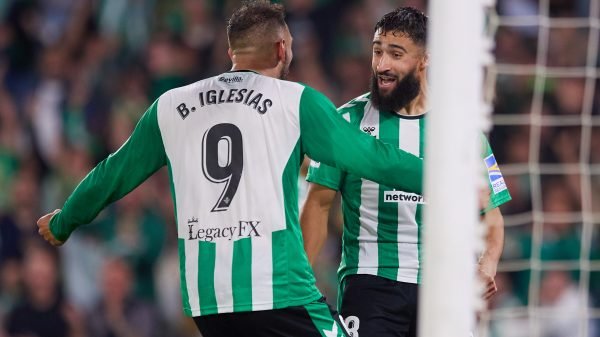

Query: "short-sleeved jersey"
<box><xmin>307</xmin><ymin>93</ymin><xmax>512</xmax><ymax>285</ymax></box>
<box><xmin>50</xmin><ymin>72</ymin><xmax>427</xmax><ymax>317</ymax></box>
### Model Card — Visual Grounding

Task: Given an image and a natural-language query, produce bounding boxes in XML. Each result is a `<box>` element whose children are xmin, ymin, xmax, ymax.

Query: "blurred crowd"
<box><xmin>0</xmin><ymin>0</ymin><xmax>599</xmax><ymax>336</ymax></box>
<box><xmin>492</xmin><ymin>0</ymin><xmax>600</xmax><ymax>336</ymax></box>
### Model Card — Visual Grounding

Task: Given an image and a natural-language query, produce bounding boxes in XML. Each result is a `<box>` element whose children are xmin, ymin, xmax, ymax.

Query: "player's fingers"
<box><xmin>37</xmin><ymin>209</ymin><xmax>60</xmax><ymax>226</ymax></box>
<box><xmin>484</xmin><ymin>288</ymin><xmax>496</xmax><ymax>300</ymax></box>
<box><xmin>50</xmin><ymin>234</ymin><xmax>63</xmax><ymax>246</ymax></box>
<box><xmin>37</xmin><ymin>225</ymin><xmax>61</xmax><ymax>246</ymax></box>
<box><xmin>483</xmin><ymin>288</ymin><xmax>493</xmax><ymax>300</ymax></box>
<box><xmin>36</xmin><ymin>210</ymin><xmax>63</xmax><ymax>246</ymax></box>
<box><xmin>483</xmin><ymin>281</ymin><xmax>498</xmax><ymax>300</ymax></box>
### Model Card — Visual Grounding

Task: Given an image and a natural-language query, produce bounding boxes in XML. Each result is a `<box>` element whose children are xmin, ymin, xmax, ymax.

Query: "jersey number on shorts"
<box><xmin>344</xmin><ymin>316</ymin><xmax>360</xmax><ymax>337</ymax></box>
<box><xmin>202</xmin><ymin>123</ymin><xmax>244</xmax><ymax>212</ymax></box>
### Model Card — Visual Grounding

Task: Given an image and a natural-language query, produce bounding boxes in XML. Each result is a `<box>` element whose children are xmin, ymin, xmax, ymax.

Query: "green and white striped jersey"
<box><xmin>50</xmin><ymin>71</ymin><xmax>427</xmax><ymax>317</ymax></box>
<box><xmin>307</xmin><ymin>92</ymin><xmax>512</xmax><ymax>286</ymax></box>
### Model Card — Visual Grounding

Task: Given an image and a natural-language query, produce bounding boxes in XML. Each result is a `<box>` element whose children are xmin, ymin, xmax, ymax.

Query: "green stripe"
<box><xmin>338</xmin><ymin>178</ymin><xmax>362</xmax><ymax>278</ymax></box>
<box><xmin>337</xmin><ymin>105</ymin><xmax>368</xmax><ymax>308</ymax></box>
<box><xmin>169</xmin><ymin>159</ymin><xmax>191</xmax><ymax>314</ymax></box>
<box><xmin>177</xmin><ymin>239</ymin><xmax>191</xmax><ymax>314</ymax></box>
<box><xmin>276</xmin><ymin>140</ymin><xmax>321</xmax><ymax>306</ymax></box>
<box><xmin>272</xmin><ymin>229</ymin><xmax>288</xmax><ymax>307</ymax></box>
<box><xmin>273</xmin><ymin>140</ymin><xmax>298</xmax><ymax>307</ymax></box>
<box><xmin>232</xmin><ymin>237</ymin><xmax>253</xmax><ymax>311</ymax></box>
<box><xmin>416</xmin><ymin>117</ymin><xmax>426</xmax><ymax>283</ymax></box>
<box><xmin>376</xmin><ymin>112</ymin><xmax>400</xmax><ymax>279</ymax></box>
<box><xmin>198</xmin><ymin>241</ymin><xmax>217</xmax><ymax>315</ymax></box>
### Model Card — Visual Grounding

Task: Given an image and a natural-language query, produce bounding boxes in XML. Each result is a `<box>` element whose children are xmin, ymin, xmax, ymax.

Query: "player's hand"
<box><xmin>478</xmin><ymin>264</ymin><xmax>497</xmax><ymax>300</ymax></box>
<box><xmin>37</xmin><ymin>209</ymin><xmax>64</xmax><ymax>246</ymax></box>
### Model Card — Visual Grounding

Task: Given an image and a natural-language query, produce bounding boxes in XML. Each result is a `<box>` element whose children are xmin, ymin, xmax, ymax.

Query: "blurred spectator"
<box><xmin>4</xmin><ymin>241</ymin><xmax>85</xmax><ymax>337</ymax></box>
<box><xmin>87</xmin><ymin>257</ymin><xmax>161</xmax><ymax>337</ymax></box>
<box><xmin>540</xmin><ymin>179</ymin><xmax>582</xmax><ymax>262</ymax></box>
<box><xmin>0</xmin><ymin>0</ymin><xmax>597</xmax><ymax>336</ymax></box>
<box><xmin>0</xmin><ymin>258</ymin><xmax>21</xmax><ymax>327</ymax></box>
<box><xmin>538</xmin><ymin>270</ymin><xmax>596</xmax><ymax>337</ymax></box>
<box><xmin>100</xmin><ymin>186</ymin><xmax>166</xmax><ymax>300</ymax></box>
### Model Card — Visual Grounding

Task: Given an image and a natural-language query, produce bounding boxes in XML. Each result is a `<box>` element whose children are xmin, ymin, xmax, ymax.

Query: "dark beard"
<box><xmin>370</xmin><ymin>69</ymin><xmax>421</xmax><ymax>113</ymax></box>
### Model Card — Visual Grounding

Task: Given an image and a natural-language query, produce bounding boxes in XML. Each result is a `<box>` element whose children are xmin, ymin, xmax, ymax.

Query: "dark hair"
<box><xmin>374</xmin><ymin>7</ymin><xmax>428</xmax><ymax>46</ymax></box>
<box><xmin>227</xmin><ymin>1</ymin><xmax>287</xmax><ymax>48</ymax></box>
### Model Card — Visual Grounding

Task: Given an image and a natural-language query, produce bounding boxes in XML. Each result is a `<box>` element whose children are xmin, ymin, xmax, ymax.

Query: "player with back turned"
<box><xmin>301</xmin><ymin>7</ymin><xmax>512</xmax><ymax>337</ymax></box>
<box><xmin>36</xmin><ymin>2</ymin><xmax>428</xmax><ymax>337</ymax></box>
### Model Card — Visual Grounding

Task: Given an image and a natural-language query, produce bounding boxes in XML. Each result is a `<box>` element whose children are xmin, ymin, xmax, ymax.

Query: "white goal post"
<box><xmin>420</xmin><ymin>1</ymin><xmax>495</xmax><ymax>336</ymax></box>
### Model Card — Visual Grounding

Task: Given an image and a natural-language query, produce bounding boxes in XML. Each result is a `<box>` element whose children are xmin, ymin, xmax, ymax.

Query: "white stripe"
<box><xmin>398</xmin><ymin>118</ymin><xmax>420</xmax><ymax>156</ymax></box>
<box><xmin>251</xmin><ymin>234</ymin><xmax>273</xmax><ymax>310</ymax></box>
<box><xmin>213</xmin><ymin>242</ymin><xmax>234</xmax><ymax>312</ymax></box>
<box><xmin>397</xmin><ymin>118</ymin><xmax>421</xmax><ymax>281</ymax></box>
<box><xmin>357</xmin><ymin>103</ymin><xmax>380</xmax><ymax>273</ymax></box>
<box><xmin>185</xmin><ymin>241</ymin><xmax>200</xmax><ymax>311</ymax></box>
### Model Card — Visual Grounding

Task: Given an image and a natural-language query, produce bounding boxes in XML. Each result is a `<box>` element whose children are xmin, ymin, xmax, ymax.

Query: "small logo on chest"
<box><xmin>362</xmin><ymin>126</ymin><xmax>377</xmax><ymax>136</ymax></box>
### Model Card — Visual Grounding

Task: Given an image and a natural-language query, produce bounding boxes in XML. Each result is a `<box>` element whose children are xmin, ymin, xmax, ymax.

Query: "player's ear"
<box><xmin>419</xmin><ymin>52</ymin><xmax>429</xmax><ymax>72</ymax></box>
<box><xmin>276</xmin><ymin>39</ymin><xmax>286</xmax><ymax>63</ymax></box>
<box><xmin>227</xmin><ymin>48</ymin><xmax>233</xmax><ymax>59</ymax></box>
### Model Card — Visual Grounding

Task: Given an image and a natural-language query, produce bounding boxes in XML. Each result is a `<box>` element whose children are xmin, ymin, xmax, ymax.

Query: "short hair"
<box><xmin>374</xmin><ymin>7</ymin><xmax>428</xmax><ymax>47</ymax></box>
<box><xmin>227</xmin><ymin>1</ymin><xmax>287</xmax><ymax>49</ymax></box>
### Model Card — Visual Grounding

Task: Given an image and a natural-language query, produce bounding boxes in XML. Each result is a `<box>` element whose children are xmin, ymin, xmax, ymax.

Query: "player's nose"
<box><xmin>376</xmin><ymin>54</ymin><xmax>392</xmax><ymax>72</ymax></box>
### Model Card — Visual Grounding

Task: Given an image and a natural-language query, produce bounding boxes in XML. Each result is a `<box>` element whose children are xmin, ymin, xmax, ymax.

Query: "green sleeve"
<box><xmin>50</xmin><ymin>99</ymin><xmax>168</xmax><ymax>241</ymax></box>
<box><xmin>306</xmin><ymin>160</ymin><xmax>344</xmax><ymax>191</ymax></box>
<box><xmin>482</xmin><ymin>136</ymin><xmax>512</xmax><ymax>213</ymax></box>
<box><xmin>299</xmin><ymin>85</ymin><xmax>423</xmax><ymax>194</ymax></box>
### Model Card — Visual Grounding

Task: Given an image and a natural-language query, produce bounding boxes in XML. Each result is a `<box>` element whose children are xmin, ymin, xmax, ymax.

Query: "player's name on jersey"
<box><xmin>187</xmin><ymin>219</ymin><xmax>262</xmax><ymax>242</ymax></box>
<box><xmin>198</xmin><ymin>88</ymin><xmax>273</xmax><ymax>114</ymax></box>
<box><xmin>383</xmin><ymin>190</ymin><xmax>426</xmax><ymax>204</ymax></box>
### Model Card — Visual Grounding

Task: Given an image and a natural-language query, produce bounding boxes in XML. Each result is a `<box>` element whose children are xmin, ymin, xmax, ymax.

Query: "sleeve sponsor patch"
<box><xmin>484</xmin><ymin>154</ymin><xmax>507</xmax><ymax>194</ymax></box>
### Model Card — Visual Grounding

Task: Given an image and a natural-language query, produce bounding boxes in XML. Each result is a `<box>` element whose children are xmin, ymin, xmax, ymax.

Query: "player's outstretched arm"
<box><xmin>299</xmin><ymin>86</ymin><xmax>423</xmax><ymax>194</ymax></box>
<box><xmin>479</xmin><ymin>206</ymin><xmax>504</xmax><ymax>300</ymax></box>
<box><xmin>300</xmin><ymin>183</ymin><xmax>337</xmax><ymax>265</ymax></box>
<box><xmin>44</xmin><ymin>99</ymin><xmax>168</xmax><ymax>244</ymax></box>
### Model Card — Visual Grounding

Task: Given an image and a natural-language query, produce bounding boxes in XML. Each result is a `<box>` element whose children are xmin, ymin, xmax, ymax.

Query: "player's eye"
<box><xmin>393</xmin><ymin>52</ymin><xmax>403</xmax><ymax>59</ymax></box>
<box><xmin>373</xmin><ymin>49</ymin><xmax>383</xmax><ymax>56</ymax></box>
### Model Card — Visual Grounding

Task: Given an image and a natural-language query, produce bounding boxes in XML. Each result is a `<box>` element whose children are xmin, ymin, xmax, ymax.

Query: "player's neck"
<box><xmin>396</xmin><ymin>91</ymin><xmax>428</xmax><ymax>116</ymax></box>
<box><xmin>230</xmin><ymin>60</ymin><xmax>282</xmax><ymax>79</ymax></box>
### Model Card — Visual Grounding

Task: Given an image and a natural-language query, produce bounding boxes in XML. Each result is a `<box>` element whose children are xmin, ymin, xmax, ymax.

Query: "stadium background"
<box><xmin>0</xmin><ymin>0</ymin><xmax>598</xmax><ymax>336</ymax></box>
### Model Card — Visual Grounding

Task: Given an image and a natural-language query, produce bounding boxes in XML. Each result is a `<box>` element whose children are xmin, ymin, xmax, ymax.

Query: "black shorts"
<box><xmin>340</xmin><ymin>274</ymin><xmax>419</xmax><ymax>337</ymax></box>
<box><xmin>193</xmin><ymin>298</ymin><xmax>349</xmax><ymax>337</ymax></box>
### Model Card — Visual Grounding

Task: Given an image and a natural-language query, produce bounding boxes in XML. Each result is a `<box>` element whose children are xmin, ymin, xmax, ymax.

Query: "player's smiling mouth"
<box><xmin>378</xmin><ymin>74</ymin><xmax>397</xmax><ymax>88</ymax></box>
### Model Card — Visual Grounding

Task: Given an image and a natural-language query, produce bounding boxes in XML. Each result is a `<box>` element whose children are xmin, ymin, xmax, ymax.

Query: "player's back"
<box><xmin>157</xmin><ymin>70</ymin><xmax>320</xmax><ymax>316</ymax></box>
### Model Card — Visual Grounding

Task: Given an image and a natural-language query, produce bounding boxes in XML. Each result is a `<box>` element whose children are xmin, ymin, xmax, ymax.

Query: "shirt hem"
<box><xmin>183</xmin><ymin>291</ymin><xmax>323</xmax><ymax>317</ymax></box>
<box><xmin>306</xmin><ymin>176</ymin><xmax>341</xmax><ymax>191</ymax></box>
<box><xmin>339</xmin><ymin>268</ymin><xmax>418</xmax><ymax>285</ymax></box>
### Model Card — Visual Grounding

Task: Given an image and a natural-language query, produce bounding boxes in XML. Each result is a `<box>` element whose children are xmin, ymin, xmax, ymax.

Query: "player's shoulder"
<box><xmin>338</xmin><ymin>92</ymin><xmax>371</xmax><ymax>112</ymax></box>
<box><xmin>293</xmin><ymin>82</ymin><xmax>330</xmax><ymax>99</ymax></box>
<box><xmin>336</xmin><ymin>92</ymin><xmax>371</xmax><ymax>121</ymax></box>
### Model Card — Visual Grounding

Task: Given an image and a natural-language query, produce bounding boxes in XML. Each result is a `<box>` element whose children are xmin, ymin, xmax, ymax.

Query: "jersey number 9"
<box><xmin>202</xmin><ymin>123</ymin><xmax>244</xmax><ymax>212</ymax></box>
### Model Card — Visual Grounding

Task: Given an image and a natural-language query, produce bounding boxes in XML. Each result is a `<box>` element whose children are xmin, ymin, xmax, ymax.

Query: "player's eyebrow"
<box><xmin>372</xmin><ymin>41</ymin><xmax>407</xmax><ymax>53</ymax></box>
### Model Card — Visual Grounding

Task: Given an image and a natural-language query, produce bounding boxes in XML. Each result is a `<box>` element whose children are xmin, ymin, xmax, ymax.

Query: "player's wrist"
<box><xmin>49</xmin><ymin>210</ymin><xmax>70</xmax><ymax>243</ymax></box>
